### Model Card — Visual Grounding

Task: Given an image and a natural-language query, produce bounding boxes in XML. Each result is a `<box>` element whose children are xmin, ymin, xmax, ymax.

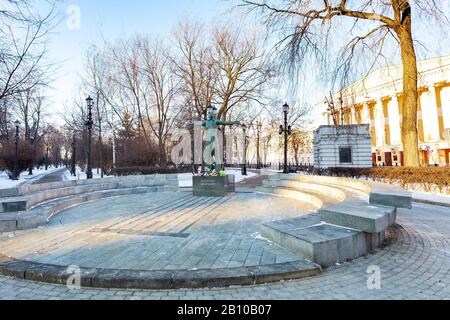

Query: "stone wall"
<box><xmin>314</xmin><ymin>125</ymin><xmax>373</xmax><ymax>169</ymax></box>
<box><xmin>0</xmin><ymin>174</ymin><xmax>179</xmax><ymax>198</ymax></box>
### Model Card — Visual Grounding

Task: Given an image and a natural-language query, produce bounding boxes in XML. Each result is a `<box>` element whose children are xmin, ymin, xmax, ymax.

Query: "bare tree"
<box><xmin>240</xmin><ymin>0</ymin><xmax>448</xmax><ymax>167</ymax></box>
<box><xmin>14</xmin><ymin>88</ymin><xmax>49</xmax><ymax>173</ymax></box>
<box><xmin>172</xmin><ymin>21</ymin><xmax>217</xmax><ymax>121</ymax></box>
<box><xmin>139</xmin><ymin>37</ymin><xmax>181</xmax><ymax>167</ymax></box>
<box><xmin>212</xmin><ymin>26</ymin><xmax>272</xmax><ymax>121</ymax></box>
<box><xmin>0</xmin><ymin>0</ymin><xmax>57</xmax><ymax>101</ymax></box>
<box><xmin>289</xmin><ymin>128</ymin><xmax>312</xmax><ymax>166</ymax></box>
<box><xmin>83</xmin><ymin>46</ymin><xmax>111</xmax><ymax>177</ymax></box>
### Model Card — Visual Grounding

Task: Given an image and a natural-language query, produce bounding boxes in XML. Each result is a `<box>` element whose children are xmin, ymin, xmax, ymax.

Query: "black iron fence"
<box><xmin>225</xmin><ymin>163</ymin><xmax>315</xmax><ymax>173</ymax></box>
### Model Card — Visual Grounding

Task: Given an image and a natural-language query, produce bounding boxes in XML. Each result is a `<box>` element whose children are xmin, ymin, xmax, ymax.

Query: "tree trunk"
<box><xmin>99</xmin><ymin>134</ymin><xmax>103</xmax><ymax>178</ymax></box>
<box><xmin>398</xmin><ymin>12</ymin><xmax>420</xmax><ymax>167</ymax></box>
<box><xmin>159</xmin><ymin>140</ymin><xmax>167</xmax><ymax>168</ymax></box>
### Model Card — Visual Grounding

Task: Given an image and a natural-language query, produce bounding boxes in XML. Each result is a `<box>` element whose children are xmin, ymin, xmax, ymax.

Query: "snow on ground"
<box><xmin>64</xmin><ymin>166</ymin><xmax>256</xmax><ymax>188</ymax></box>
<box><xmin>178</xmin><ymin>169</ymin><xmax>257</xmax><ymax>188</ymax></box>
<box><xmin>411</xmin><ymin>191</ymin><xmax>450</xmax><ymax>205</ymax></box>
<box><xmin>63</xmin><ymin>167</ymin><xmax>112</xmax><ymax>181</ymax></box>
<box><xmin>0</xmin><ymin>166</ymin><xmax>62</xmax><ymax>189</ymax></box>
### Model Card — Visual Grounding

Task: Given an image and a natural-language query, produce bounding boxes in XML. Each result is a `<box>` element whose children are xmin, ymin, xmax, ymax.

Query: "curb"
<box><xmin>0</xmin><ymin>255</ymin><xmax>321</xmax><ymax>290</ymax></box>
<box><xmin>412</xmin><ymin>198</ymin><xmax>450</xmax><ymax>208</ymax></box>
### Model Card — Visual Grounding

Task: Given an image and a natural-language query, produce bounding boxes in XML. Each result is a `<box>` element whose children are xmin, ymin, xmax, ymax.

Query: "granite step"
<box><xmin>261</xmin><ymin>216</ymin><xmax>375</xmax><ymax>267</ymax></box>
<box><xmin>320</xmin><ymin>203</ymin><xmax>397</xmax><ymax>233</ymax></box>
<box><xmin>255</xmin><ymin>186</ymin><xmax>323</xmax><ymax>208</ymax></box>
<box><xmin>262</xmin><ymin>180</ymin><xmax>347</xmax><ymax>202</ymax></box>
<box><xmin>0</xmin><ymin>197</ymin><xmax>29</xmax><ymax>213</ymax></box>
<box><xmin>370</xmin><ymin>189</ymin><xmax>412</xmax><ymax>209</ymax></box>
<box><xmin>0</xmin><ymin>187</ymin><xmax>162</xmax><ymax>233</ymax></box>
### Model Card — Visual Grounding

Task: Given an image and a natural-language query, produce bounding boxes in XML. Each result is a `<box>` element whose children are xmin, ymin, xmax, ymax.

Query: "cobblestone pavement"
<box><xmin>0</xmin><ymin>202</ymin><xmax>449</xmax><ymax>300</ymax></box>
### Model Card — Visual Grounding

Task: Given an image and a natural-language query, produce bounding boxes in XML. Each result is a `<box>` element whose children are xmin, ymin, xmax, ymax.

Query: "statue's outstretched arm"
<box><xmin>217</xmin><ymin>121</ymin><xmax>241</xmax><ymax>126</ymax></box>
<box><xmin>187</xmin><ymin>121</ymin><xmax>206</xmax><ymax>129</ymax></box>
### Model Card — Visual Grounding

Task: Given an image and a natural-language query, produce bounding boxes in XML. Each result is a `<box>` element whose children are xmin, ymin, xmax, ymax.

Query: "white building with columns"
<box><xmin>321</xmin><ymin>55</ymin><xmax>450</xmax><ymax>167</ymax></box>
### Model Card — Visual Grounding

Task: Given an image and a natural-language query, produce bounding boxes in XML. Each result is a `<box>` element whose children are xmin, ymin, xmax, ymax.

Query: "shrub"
<box><xmin>112</xmin><ymin>166</ymin><xmax>193</xmax><ymax>176</ymax></box>
<box><xmin>316</xmin><ymin>167</ymin><xmax>450</xmax><ymax>194</ymax></box>
<box><xmin>0</xmin><ymin>141</ymin><xmax>35</xmax><ymax>179</ymax></box>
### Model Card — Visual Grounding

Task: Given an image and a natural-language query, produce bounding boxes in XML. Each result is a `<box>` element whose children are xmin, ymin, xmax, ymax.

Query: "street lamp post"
<box><xmin>279</xmin><ymin>103</ymin><xmax>292</xmax><ymax>174</ymax></box>
<box><xmin>71</xmin><ymin>132</ymin><xmax>77</xmax><ymax>177</ymax></box>
<box><xmin>45</xmin><ymin>144</ymin><xmax>49</xmax><ymax>170</ymax></box>
<box><xmin>256</xmin><ymin>121</ymin><xmax>262</xmax><ymax>170</ymax></box>
<box><xmin>13</xmin><ymin>120</ymin><xmax>20</xmax><ymax>180</ymax></box>
<box><xmin>85</xmin><ymin>96</ymin><xmax>94</xmax><ymax>180</ymax></box>
<box><xmin>28</xmin><ymin>135</ymin><xmax>35</xmax><ymax>175</ymax></box>
<box><xmin>242</xmin><ymin>123</ymin><xmax>248</xmax><ymax>176</ymax></box>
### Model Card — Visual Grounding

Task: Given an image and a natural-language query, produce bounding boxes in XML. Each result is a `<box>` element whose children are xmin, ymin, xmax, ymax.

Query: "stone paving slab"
<box><xmin>0</xmin><ymin>191</ymin><xmax>320</xmax><ymax>289</ymax></box>
<box><xmin>0</xmin><ymin>203</ymin><xmax>448</xmax><ymax>299</ymax></box>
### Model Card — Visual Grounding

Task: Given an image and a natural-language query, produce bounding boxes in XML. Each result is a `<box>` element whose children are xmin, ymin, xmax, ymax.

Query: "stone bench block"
<box><xmin>261</xmin><ymin>218</ymin><xmax>370</xmax><ymax>267</ymax></box>
<box><xmin>1</xmin><ymin>199</ymin><xmax>28</xmax><ymax>213</ymax></box>
<box><xmin>320</xmin><ymin>203</ymin><xmax>396</xmax><ymax>233</ymax></box>
<box><xmin>370</xmin><ymin>191</ymin><xmax>412</xmax><ymax>209</ymax></box>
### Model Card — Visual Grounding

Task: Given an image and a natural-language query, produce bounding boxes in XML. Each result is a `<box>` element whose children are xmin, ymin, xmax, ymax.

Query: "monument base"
<box><xmin>193</xmin><ymin>175</ymin><xmax>236</xmax><ymax>197</ymax></box>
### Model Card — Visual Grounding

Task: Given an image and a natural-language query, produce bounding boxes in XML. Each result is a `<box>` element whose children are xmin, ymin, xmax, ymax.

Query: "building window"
<box><xmin>339</xmin><ymin>147</ymin><xmax>353</xmax><ymax>164</ymax></box>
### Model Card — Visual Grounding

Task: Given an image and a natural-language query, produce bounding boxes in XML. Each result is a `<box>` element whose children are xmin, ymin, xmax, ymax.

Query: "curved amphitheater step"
<box><xmin>267</xmin><ymin>173</ymin><xmax>371</xmax><ymax>196</ymax></box>
<box><xmin>256</xmin><ymin>186</ymin><xmax>325</xmax><ymax>209</ymax></box>
<box><xmin>0</xmin><ymin>175</ymin><xmax>179</xmax><ymax>233</ymax></box>
<box><xmin>258</xmin><ymin>174</ymin><xmax>412</xmax><ymax>268</ymax></box>
<box><xmin>259</xmin><ymin>179</ymin><xmax>347</xmax><ymax>205</ymax></box>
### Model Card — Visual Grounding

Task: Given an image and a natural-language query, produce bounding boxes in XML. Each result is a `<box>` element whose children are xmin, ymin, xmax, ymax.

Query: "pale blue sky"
<box><xmin>43</xmin><ymin>0</ymin><xmax>234</xmax><ymax>122</ymax></box>
<box><xmin>37</xmin><ymin>0</ymin><xmax>450</xmax><ymax>127</ymax></box>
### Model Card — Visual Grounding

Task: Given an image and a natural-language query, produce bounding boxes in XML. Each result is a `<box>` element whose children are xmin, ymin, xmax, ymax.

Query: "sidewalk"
<box><xmin>412</xmin><ymin>192</ymin><xmax>450</xmax><ymax>208</ymax></box>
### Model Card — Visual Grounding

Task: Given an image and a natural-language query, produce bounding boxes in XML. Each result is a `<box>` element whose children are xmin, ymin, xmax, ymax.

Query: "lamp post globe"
<box><xmin>283</xmin><ymin>103</ymin><xmax>290</xmax><ymax>114</ymax></box>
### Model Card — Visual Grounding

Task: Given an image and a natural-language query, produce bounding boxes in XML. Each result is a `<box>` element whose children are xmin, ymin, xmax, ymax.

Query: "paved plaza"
<box><xmin>0</xmin><ymin>191</ymin><xmax>318</xmax><ymax>271</ymax></box>
<box><xmin>0</xmin><ymin>188</ymin><xmax>449</xmax><ymax>299</ymax></box>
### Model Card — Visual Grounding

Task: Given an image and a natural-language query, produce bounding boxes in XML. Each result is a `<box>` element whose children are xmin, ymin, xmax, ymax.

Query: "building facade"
<box><xmin>321</xmin><ymin>55</ymin><xmax>450</xmax><ymax>167</ymax></box>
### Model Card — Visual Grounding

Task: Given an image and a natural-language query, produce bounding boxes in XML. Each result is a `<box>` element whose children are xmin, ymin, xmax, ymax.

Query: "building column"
<box><xmin>417</xmin><ymin>93</ymin><xmax>425</xmax><ymax>143</ymax></box>
<box><xmin>389</xmin><ymin>95</ymin><xmax>402</xmax><ymax>145</ymax></box>
<box><xmin>382</xmin><ymin>98</ymin><xmax>391</xmax><ymax>146</ymax></box>
<box><xmin>362</xmin><ymin>103</ymin><xmax>370</xmax><ymax>124</ymax></box>
<box><xmin>435</xmin><ymin>86</ymin><xmax>446</xmax><ymax>141</ymax></box>
<box><xmin>421</xmin><ymin>86</ymin><xmax>440</xmax><ymax>142</ymax></box>
<box><xmin>375</xmin><ymin>99</ymin><xmax>385</xmax><ymax>147</ymax></box>
<box><xmin>367</xmin><ymin>103</ymin><xmax>377</xmax><ymax>147</ymax></box>
<box><xmin>323</xmin><ymin>112</ymin><xmax>331</xmax><ymax>125</ymax></box>
<box><xmin>351</xmin><ymin>106</ymin><xmax>357</xmax><ymax>125</ymax></box>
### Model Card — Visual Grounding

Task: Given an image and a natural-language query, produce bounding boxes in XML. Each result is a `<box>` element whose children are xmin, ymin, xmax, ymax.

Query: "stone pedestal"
<box><xmin>193</xmin><ymin>175</ymin><xmax>236</xmax><ymax>197</ymax></box>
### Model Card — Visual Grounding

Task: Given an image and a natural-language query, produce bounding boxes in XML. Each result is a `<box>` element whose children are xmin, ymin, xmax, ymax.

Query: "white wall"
<box><xmin>314</xmin><ymin>125</ymin><xmax>373</xmax><ymax>169</ymax></box>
